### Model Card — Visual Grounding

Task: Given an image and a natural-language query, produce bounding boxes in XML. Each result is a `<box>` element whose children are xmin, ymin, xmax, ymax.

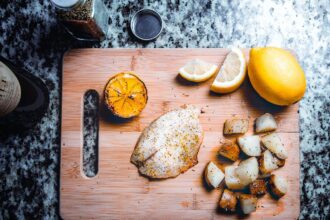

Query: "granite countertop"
<box><xmin>0</xmin><ymin>1</ymin><xmax>329</xmax><ymax>219</ymax></box>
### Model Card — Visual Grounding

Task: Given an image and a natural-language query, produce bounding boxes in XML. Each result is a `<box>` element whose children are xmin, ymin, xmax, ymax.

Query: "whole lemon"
<box><xmin>248</xmin><ymin>47</ymin><xmax>306</xmax><ymax>106</ymax></box>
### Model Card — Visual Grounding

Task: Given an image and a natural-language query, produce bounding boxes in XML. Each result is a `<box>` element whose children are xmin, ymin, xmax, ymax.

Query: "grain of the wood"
<box><xmin>60</xmin><ymin>48</ymin><xmax>300</xmax><ymax>219</ymax></box>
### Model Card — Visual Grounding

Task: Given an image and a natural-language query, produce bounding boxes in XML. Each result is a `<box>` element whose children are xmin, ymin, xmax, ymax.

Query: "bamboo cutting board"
<box><xmin>60</xmin><ymin>49</ymin><xmax>300</xmax><ymax>219</ymax></box>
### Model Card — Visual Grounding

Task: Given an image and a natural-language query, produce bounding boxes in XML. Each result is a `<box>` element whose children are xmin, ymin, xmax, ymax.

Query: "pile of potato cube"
<box><xmin>204</xmin><ymin>113</ymin><xmax>288</xmax><ymax>215</ymax></box>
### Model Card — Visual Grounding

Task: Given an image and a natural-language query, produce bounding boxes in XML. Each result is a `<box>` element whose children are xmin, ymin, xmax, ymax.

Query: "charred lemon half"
<box><xmin>104</xmin><ymin>71</ymin><xmax>148</xmax><ymax>118</ymax></box>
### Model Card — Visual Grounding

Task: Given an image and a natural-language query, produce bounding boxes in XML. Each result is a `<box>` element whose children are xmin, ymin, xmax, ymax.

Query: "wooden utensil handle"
<box><xmin>0</xmin><ymin>61</ymin><xmax>21</xmax><ymax>117</ymax></box>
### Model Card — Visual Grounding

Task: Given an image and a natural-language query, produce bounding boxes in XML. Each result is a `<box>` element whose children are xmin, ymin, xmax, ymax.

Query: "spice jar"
<box><xmin>51</xmin><ymin>0</ymin><xmax>109</xmax><ymax>41</ymax></box>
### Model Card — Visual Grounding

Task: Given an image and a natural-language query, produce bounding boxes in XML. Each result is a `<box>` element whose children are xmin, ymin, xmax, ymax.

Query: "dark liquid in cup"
<box><xmin>134</xmin><ymin>13</ymin><xmax>162</xmax><ymax>40</ymax></box>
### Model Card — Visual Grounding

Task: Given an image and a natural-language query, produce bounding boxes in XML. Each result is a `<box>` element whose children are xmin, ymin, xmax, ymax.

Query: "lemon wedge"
<box><xmin>211</xmin><ymin>48</ymin><xmax>246</xmax><ymax>94</ymax></box>
<box><xmin>179</xmin><ymin>59</ymin><xmax>218</xmax><ymax>82</ymax></box>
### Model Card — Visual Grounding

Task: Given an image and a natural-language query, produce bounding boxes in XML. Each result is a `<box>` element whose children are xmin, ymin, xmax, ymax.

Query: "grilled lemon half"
<box><xmin>104</xmin><ymin>71</ymin><xmax>148</xmax><ymax>118</ymax></box>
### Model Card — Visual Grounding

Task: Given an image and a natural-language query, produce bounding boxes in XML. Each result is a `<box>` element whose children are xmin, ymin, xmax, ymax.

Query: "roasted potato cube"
<box><xmin>258</xmin><ymin>173</ymin><xmax>271</xmax><ymax>179</ymax></box>
<box><xmin>269</xmin><ymin>174</ymin><xmax>288</xmax><ymax>198</ymax></box>
<box><xmin>219</xmin><ymin>189</ymin><xmax>237</xmax><ymax>212</ymax></box>
<box><xmin>249</xmin><ymin>179</ymin><xmax>267</xmax><ymax>196</ymax></box>
<box><xmin>261</xmin><ymin>133</ymin><xmax>288</xmax><ymax>159</ymax></box>
<box><xmin>237</xmin><ymin>135</ymin><xmax>261</xmax><ymax>156</ymax></box>
<box><xmin>225</xmin><ymin>165</ymin><xmax>245</xmax><ymax>190</ymax></box>
<box><xmin>205</xmin><ymin>161</ymin><xmax>225</xmax><ymax>188</ymax></box>
<box><xmin>239</xmin><ymin>194</ymin><xmax>258</xmax><ymax>214</ymax></box>
<box><xmin>224</xmin><ymin>119</ymin><xmax>249</xmax><ymax>135</ymax></box>
<box><xmin>259</xmin><ymin>150</ymin><xmax>279</xmax><ymax>174</ymax></box>
<box><xmin>255</xmin><ymin>113</ymin><xmax>277</xmax><ymax>133</ymax></box>
<box><xmin>235</xmin><ymin>157</ymin><xmax>259</xmax><ymax>186</ymax></box>
<box><xmin>218</xmin><ymin>139</ymin><xmax>240</xmax><ymax>161</ymax></box>
<box><xmin>274</xmin><ymin>156</ymin><xmax>285</xmax><ymax>167</ymax></box>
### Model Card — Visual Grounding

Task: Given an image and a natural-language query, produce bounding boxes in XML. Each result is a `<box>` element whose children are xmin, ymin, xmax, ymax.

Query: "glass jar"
<box><xmin>51</xmin><ymin>0</ymin><xmax>109</xmax><ymax>41</ymax></box>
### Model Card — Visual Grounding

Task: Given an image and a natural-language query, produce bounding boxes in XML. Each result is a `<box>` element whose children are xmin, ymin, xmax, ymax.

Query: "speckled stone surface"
<box><xmin>0</xmin><ymin>0</ymin><xmax>329</xmax><ymax>219</ymax></box>
<box><xmin>83</xmin><ymin>90</ymin><xmax>99</xmax><ymax>177</ymax></box>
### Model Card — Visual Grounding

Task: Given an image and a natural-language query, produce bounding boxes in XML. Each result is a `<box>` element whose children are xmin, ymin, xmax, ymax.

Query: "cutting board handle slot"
<box><xmin>82</xmin><ymin>89</ymin><xmax>100</xmax><ymax>178</ymax></box>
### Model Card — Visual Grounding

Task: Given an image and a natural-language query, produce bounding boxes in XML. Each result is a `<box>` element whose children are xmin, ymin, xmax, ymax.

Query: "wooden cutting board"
<box><xmin>60</xmin><ymin>49</ymin><xmax>300</xmax><ymax>219</ymax></box>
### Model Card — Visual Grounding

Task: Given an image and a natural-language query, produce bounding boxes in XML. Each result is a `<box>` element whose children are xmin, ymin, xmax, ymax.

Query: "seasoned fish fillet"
<box><xmin>131</xmin><ymin>105</ymin><xmax>203</xmax><ymax>178</ymax></box>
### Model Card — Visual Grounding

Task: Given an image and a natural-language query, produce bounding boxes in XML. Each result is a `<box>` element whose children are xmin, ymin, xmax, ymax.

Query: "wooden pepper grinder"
<box><xmin>0</xmin><ymin>57</ymin><xmax>49</xmax><ymax>133</ymax></box>
<box><xmin>0</xmin><ymin>61</ymin><xmax>21</xmax><ymax>117</ymax></box>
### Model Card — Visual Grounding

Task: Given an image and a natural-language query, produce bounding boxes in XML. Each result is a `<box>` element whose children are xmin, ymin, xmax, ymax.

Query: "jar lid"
<box><xmin>51</xmin><ymin>0</ymin><xmax>84</xmax><ymax>9</ymax></box>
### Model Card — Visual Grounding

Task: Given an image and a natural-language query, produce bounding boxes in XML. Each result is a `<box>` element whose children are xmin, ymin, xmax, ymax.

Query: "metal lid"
<box><xmin>130</xmin><ymin>9</ymin><xmax>163</xmax><ymax>41</ymax></box>
<box><xmin>51</xmin><ymin>0</ymin><xmax>85</xmax><ymax>9</ymax></box>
